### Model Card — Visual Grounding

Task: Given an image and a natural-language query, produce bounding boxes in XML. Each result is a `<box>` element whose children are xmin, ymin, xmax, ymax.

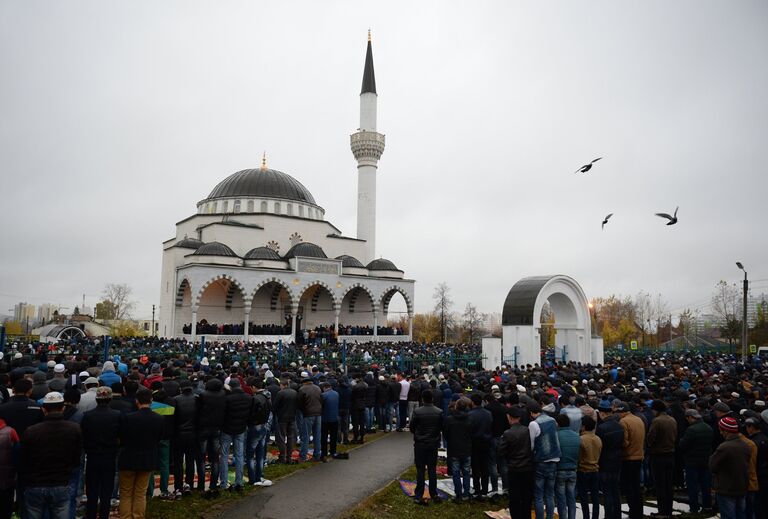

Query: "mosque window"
<box><xmin>274</xmin><ymin>201</ymin><xmax>281</xmax><ymax>214</ymax></box>
<box><xmin>212</xmin><ymin>202</ymin><xmax>218</xmax><ymax>213</ymax></box>
<box><xmin>260</xmin><ymin>201</ymin><xmax>268</xmax><ymax>212</ymax></box>
<box><xmin>298</xmin><ymin>206</ymin><xmax>304</xmax><ymax>217</ymax></box>
<box><xmin>287</xmin><ymin>204</ymin><xmax>293</xmax><ymax>216</ymax></box>
<box><xmin>234</xmin><ymin>200</ymin><xmax>241</xmax><ymax>213</ymax></box>
<box><xmin>247</xmin><ymin>200</ymin><xmax>254</xmax><ymax>213</ymax></box>
<box><xmin>222</xmin><ymin>201</ymin><xmax>229</xmax><ymax>213</ymax></box>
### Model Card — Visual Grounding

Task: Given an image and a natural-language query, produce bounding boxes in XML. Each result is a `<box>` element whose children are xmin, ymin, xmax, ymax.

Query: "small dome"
<box><xmin>336</xmin><ymin>255</ymin><xmax>364</xmax><ymax>268</ymax></box>
<box><xmin>366</xmin><ymin>258</ymin><xmax>401</xmax><ymax>271</ymax></box>
<box><xmin>176</xmin><ymin>237</ymin><xmax>204</xmax><ymax>249</ymax></box>
<box><xmin>206</xmin><ymin>168</ymin><xmax>317</xmax><ymax>205</ymax></box>
<box><xmin>284</xmin><ymin>242</ymin><xmax>327</xmax><ymax>260</ymax></box>
<box><xmin>245</xmin><ymin>246</ymin><xmax>282</xmax><ymax>261</ymax></box>
<box><xmin>192</xmin><ymin>242</ymin><xmax>237</xmax><ymax>257</ymax></box>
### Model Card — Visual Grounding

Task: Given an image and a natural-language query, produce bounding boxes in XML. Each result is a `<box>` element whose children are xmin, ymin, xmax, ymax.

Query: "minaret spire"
<box><xmin>361</xmin><ymin>32</ymin><xmax>377</xmax><ymax>95</ymax></box>
<box><xmin>260</xmin><ymin>151</ymin><xmax>267</xmax><ymax>170</ymax></box>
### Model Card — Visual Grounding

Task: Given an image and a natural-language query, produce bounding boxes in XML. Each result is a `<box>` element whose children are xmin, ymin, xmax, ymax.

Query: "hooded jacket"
<box><xmin>197</xmin><ymin>379</ymin><xmax>226</xmax><ymax>435</ymax></box>
<box><xmin>443</xmin><ymin>409</ymin><xmax>472</xmax><ymax>458</ymax></box>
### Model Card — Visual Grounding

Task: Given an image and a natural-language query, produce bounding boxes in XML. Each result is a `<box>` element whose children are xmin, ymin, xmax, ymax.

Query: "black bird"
<box><xmin>602</xmin><ymin>213</ymin><xmax>613</xmax><ymax>230</ymax></box>
<box><xmin>574</xmin><ymin>157</ymin><xmax>602</xmax><ymax>174</ymax></box>
<box><xmin>655</xmin><ymin>206</ymin><xmax>679</xmax><ymax>226</ymax></box>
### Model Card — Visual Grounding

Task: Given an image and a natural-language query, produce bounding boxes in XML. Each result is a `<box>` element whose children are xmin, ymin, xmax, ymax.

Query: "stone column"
<box><xmin>190</xmin><ymin>306</ymin><xmax>198</xmax><ymax>346</ymax></box>
<box><xmin>372</xmin><ymin>306</ymin><xmax>378</xmax><ymax>343</ymax></box>
<box><xmin>290</xmin><ymin>304</ymin><xmax>299</xmax><ymax>343</ymax></box>
<box><xmin>243</xmin><ymin>301</ymin><xmax>251</xmax><ymax>344</ymax></box>
<box><xmin>333</xmin><ymin>304</ymin><xmax>341</xmax><ymax>343</ymax></box>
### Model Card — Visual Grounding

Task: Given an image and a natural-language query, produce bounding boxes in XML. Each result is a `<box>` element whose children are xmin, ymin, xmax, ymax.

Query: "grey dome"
<box><xmin>245</xmin><ymin>246</ymin><xmax>282</xmax><ymax>261</ymax></box>
<box><xmin>284</xmin><ymin>242</ymin><xmax>327</xmax><ymax>260</ymax></box>
<box><xmin>192</xmin><ymin>242</ymin><xmax>237</xmax><ymax>257</ymax></box>
<box><xmin>207</xmin><ymin>168</ymin><xmax>317</xmax><ymax>205</ymax></box>
<box><xmin>336</xmin><ymin>255</ymin><xmax>364</xmax><ymax>268</ymax></box>
<box><xmin>176</xmin><ymin>237</ymin><xmax>204</xmax><ymax>249</ymax></box>
<box><xmin>366</xmin><ymin>258</ymin><xmax>401</xmax><ymax>271</ymax></box>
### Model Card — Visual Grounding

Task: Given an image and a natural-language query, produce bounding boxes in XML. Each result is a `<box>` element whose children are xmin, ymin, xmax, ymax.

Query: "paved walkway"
<box><xmin>223</xmin><ymin>432</ymin><xmax>414</xmax><ymax>519</ymax></box>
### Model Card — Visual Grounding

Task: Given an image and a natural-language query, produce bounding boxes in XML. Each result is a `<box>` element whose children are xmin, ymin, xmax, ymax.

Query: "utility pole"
<box><xmin>737</xmin><ymin>262</ymin><xmax>748</xmax><ymax>363</ymax></box>
<box><xmin>151</xmin><ymin>304</ymin><xmax>156</xmax><ymax>338</ymax></box>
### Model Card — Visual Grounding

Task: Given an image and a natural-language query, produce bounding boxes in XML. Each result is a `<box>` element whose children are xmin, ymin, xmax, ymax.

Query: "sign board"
<box><xmin>750</xmin><ymin>344</ymin><xmax>757</xmax><ymax>353</ymax></box>
<box><xmin>630</xmin><ymin>340</ymin><xmax>638</xmax><ymax>350</ymax></box>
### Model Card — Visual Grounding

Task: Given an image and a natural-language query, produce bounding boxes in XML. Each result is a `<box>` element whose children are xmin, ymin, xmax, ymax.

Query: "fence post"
<box><xmin>450</xmin><ymin>348</ymin><xmax>454</xmax><ymax>371</ymax></box>
<box><xmin>200</xmin><ymin>336</ymin><xmax>205</xmax><ymax>361</ymax></box>
<box><xmin>342</xmin><ymin>340</ymin><xmax>347</xmax><ymax>375</ymax></box>
<box><xmin>103</xmin><ymin>336</ymin><xmax>111</xmax><ymax>363</ymax></box>
<box><xmin>278</xmin><ymin>339</ymin><xmax>283</xmax><ymax>369</ymax></box>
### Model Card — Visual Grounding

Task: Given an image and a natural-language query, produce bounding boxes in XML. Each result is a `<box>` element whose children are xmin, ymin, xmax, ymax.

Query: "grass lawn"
<box><xmin>147</xmin><ymin>431</ymin><xmax>385</xmax><ymax>519</ymax></box>
<box><xmin>340</xmin><ymin>466</ymin><xmax>506</xmax><ymax>519</ymax></box>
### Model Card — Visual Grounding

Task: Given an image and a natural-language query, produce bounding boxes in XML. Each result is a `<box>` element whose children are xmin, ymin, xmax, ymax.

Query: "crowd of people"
<box><xmin>0</xmin><ymin>336</ymin><xmax>766</xmax><ymax>519</ymax></box>
<box><xmin>180</xmin><ymin>322</ymin><xmax>407</xmax><ymax>342</ymax></box>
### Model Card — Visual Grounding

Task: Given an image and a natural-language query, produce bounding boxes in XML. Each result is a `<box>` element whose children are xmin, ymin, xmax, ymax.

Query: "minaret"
<box><xmin>351</xmin><ymin>30</ymin><xmax>385</xmax><ymax>264</ymax></box>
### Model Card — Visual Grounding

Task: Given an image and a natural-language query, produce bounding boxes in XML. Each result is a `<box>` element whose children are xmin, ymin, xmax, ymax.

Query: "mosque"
<box><xmin>157</xmin><ymin>35</ymin><xmax>415</xmax><ymax>344</ymax></box>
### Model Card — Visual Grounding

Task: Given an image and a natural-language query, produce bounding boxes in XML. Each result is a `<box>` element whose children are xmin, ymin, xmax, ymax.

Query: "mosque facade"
<box><xmin>157</xmin><ymin>36</ymin><xmax>415</xmax><ymax>344</ymax></box>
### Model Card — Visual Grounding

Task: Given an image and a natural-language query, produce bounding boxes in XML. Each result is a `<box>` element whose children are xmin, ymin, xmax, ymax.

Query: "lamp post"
<box><xmin>736</xmin><ymin>262</ymin><xmax>748</xmax><ymax>362</ymax></box>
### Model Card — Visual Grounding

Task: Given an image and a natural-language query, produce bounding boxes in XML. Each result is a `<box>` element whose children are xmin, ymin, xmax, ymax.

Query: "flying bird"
<box><xmin>574</xmin><ymin>157</ymin><xmax>602</xmax><ymax>174</ymax></box>
<box><xmin>602</xmin><ymin>213</ymin><xmax>613</xmax><ymax>230</ymax></box>
<box><xmin>655</xmin><ymin>206</ymin><xmax>679</xmax><ymax>226</ymax></box>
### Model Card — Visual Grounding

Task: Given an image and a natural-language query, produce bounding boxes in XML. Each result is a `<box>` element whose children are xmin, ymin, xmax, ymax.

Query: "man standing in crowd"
<box><xmin>197</xmin><ymin>378</ymin><xmax>225</xmax><ymax>496</ymax></box>
<box><xmin>274</xmin><ymin>379</ymin><xmax>298</xmax><ymax>463</ymax></box>
<box><xmin>577</xmin><ymin>416</ymin><xmax>601</xmax><ymax>519</ymax></box>
<box><xmin>443</xmin><ymin>397</ymin><xmax>472</xmax><ymax>503</ymax></box>
<box><xmin>350</xmin><ymin>373</ymin><xmax>367</xmax><ymax>443</ymax></box>
<box><xmin>397</xmin><ymin>373</ymin><xmax>410</xmax><ymax>432</ymax></box>
<box><xmin>498</xmin><ymin>405</ymin><xmax>533</xmax><ymax>519</ymax></box>
<box><xmin>118</xmin><ymin>388</ymin><xmax>163</xmax><ymax>519</ymax></box>
<box><xmin>219</xmin><ymin>378</ymin><xmax>252</xmax><ymax>492</ymax></box>
<box><xmin>678</xmin><ymin>408</ymin><xmax>713</xmax><ymax>514</ymax></box>
<box><xmin>468</xmin><ymin>393</ymin><xmax>492</xmax><ymax>499</ymax></box>
<box><xmin>21</xmin><ymin>392</ymin><xmax>81</xmax><ymax>519</ymax></box>
<box><xmin>409</xmin><ymin>389</ymin><xmax>443</xmax><ymax>505</ymax></box>
<box><xmin>555</xmin><ymin>414</ymin><xmax>579</xmax><ymax>519</ymax></box>
<box><xmin>246</xmin><ymin>378</ymin><xmax>272</xmax><ymax>487</ymax></box>
<box><xmin>646</xmin><ymin>399</ymin><xmax>677</xmax><ymax>518</ymax></box>
<box><xmin>297</xmin><ymin>374</ymin><xmax>322</xmax><ymax>462</ymax></box>
<box><xmin>616</xmin><ymin>400</ymin><xmax>644</xmax><ymax>519</ymax></box>
<box><xmin>172</xmin><ymin>379</ymin><xmax>199</xmax><ymax>496</ymax></box>
<box><xmin>710</xmin><ymin>416</ymin><xmax>751</xmax><ymax>519</ymax></box>
<box><xmin>320</xmin><ymin>382</ymin><xmax>339</xmax><ymax>461</ymax></box>
<box><xmin>596</xmin><ymin>403</ymin><xmax>623</xmax><ymax>519</ymax></box>
<box><xmin>81</xmin><ymin>387</ymin><xmax>121</xmax><ymax>519</ymax></box>
<box><xmin>529</xmin><ymin>402</ymin><xmax>561</xmax><ymax>519</ymax></box>
<box><xmin>745</xmin><ymin>417</ymin><xmax>768</xmax><ymax>519</ymax></box>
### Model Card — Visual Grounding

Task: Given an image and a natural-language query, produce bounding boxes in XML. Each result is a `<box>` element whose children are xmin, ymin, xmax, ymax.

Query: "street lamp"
<box><xmin>736</xmin><ymin>262</ymin><xmax>748</xmax><ymax>362</ymax></box>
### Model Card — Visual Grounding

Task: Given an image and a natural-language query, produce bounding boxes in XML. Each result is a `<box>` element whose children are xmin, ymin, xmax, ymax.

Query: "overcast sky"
<box><xmin>1</xmin><ymin>1</ymin><xmax>767</xmax><ymax>322</ymax></box>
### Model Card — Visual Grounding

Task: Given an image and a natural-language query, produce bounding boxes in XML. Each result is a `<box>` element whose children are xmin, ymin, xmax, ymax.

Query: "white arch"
<box><xmin>380</xmin><ymin>285</ymin><xmax>413</xmax><ymax>315</ymax></box>
<box><xmin>194</xmin><ymin>274</ymin><xmax>247</xmax><ymax>307</ymax></box>
<box><xmin>251</xmin><ymin>277</ymin><xmax>296</xmax><ymax>306</ymax></box>
<box><xmin>341</xmin><ymin>283</ymin><xmax>377</xmax><ymax>310</ymax></box>
<box><xmin>297</xmin><ymin>280</ymin><xmax>340</xmax><ymax>307</ymax></box>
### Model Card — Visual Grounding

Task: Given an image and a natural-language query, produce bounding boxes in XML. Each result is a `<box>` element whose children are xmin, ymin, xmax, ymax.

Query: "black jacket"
<box><xmin>678</xmin><ymin>420</ymin><xmax>714</xmax><ymax>468</ymax></box>
<box><xmin>499</xmin><ymin>422</ymin><xmax>533</xmax><ymax>472</ymax></box>
<box><xmin>376</xmin><ymin>381</ymin><xmax>389</xmax><ymax>406</ymax></box>
<box><xmin>0</xmin><ymin>395</ymin><xmax>44</xmax><ymax>436</ymax></box>
<box><xmin>118</xmin><ymin>408</ymin><xmax>164</xmax><ymax>472</ymax></box>
<box><xmin>387</xmin><ymin>381</ymin><xmax>400</xmax><ymax>403</ymax></box>
<box><xmin>351</xmin><ymin>381</ymin><xmax>367</xmax><ymax>410</ymax></box>
<box><xmin>21</xmin><ymin>414</ymin><xmax>82</xmax><ymax>487</ymax></box>
<box><xmin>596</xmin><ymin>414</ymin><xmax>624</xmax><ymax>473</ymax></box>
<box><xmin>468</xmin><ymin>406</ymin><xmax>493</xmax><ymax>446</ymax></box>
<box><xmin>109</xmin><ymin>396</ymin><xmax>136</xmax><ymax>415</ymax></box>
<box><xmin>337</xmin><ymin>381</ymin><xmax>351</xmax><ymax>411</ymax></box>
<box><xmin>749</xmin><ymin>431</ymin><xmax>768</xmax><ymax>482</ymax></box>
<box><xmin>222</xmin><ymin>388</ymin><xmax>252</xmax><ymax>435</ymax></box>
<box><xmin>364</xmin><ymin>376</ymin><xmax>377</xmax><ymax>407</ymax></box>
<box><xmin>274</xmin><ymin>387</ymin><xmax>298</xmax><ymax>423</ymax></box>
<box><xmin>249</xmin><ymin>391</ymin><xmax>271</xmax><ymax>426</ymax></box>
<box><xmin>297</xmin><ymin>383</ymin><xmax>322</xmax><ymax>417</ymax></box>
<box><xmin>197</xmin><ymin>379</ymin><xmax>226</xmax><ymax>435</ymax></box>
<box><xmin>410</xmin><ymin>404</ymin><xmax>443</xmax><ymax>448</ymax></box>
<box><xmin>443</xmin><ymin>410</ymin><xmax>472</xmax><ymax>458</ymax></box>
<box><xmin>173</xmin><ymin>390</ymin><xmax>198</xmax><ymax>437</ymax></box>
<box><xmin>486</xmin><ymin>400</ymin><xmax>508</xmax><ymax>438</ymax></box>
<box><xmin>81</xmin><ymin>405</ymin><xmax>122</xmax><ymax>455</ymax></box>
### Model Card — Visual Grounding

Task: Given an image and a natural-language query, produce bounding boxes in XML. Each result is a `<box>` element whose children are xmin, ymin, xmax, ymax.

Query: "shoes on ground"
<box><xmin>413</xmin><ymin>498</ymin><xmax>428</xmax><ymax>506</ymax></box>
<box><xmin>254</xmin><ymin>478</ymin><xmax>273</xmax><ymax>487</ymax></box>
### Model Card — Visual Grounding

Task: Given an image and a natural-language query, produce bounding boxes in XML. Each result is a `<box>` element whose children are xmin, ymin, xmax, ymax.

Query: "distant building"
<box><xmin>13</xmin><ymin>303</ymin><xmax>35</xmax><ymax>324</ymax></box>
<box><xmin>37</xmin><ymin>304</ymin><xmax>56</xmax><ymax>325</ymax></box>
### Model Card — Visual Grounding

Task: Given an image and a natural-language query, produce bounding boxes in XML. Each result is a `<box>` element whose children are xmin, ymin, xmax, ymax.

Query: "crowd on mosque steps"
<box><xmin>181</xmin><ymin>322</ymin><xmax>407</xmax><ymax>340</ymax></box>
<box><xmin>0</xmin><ymin>339</ymin><xmax>767</xmax><ymax>519</ymax></box>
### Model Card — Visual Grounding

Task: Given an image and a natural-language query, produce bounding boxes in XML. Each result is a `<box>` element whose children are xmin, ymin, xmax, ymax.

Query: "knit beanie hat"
<box><xmin>718</xmin><ymin>416</ymin><xmax>739</xmax><ymax>433</ymax></box>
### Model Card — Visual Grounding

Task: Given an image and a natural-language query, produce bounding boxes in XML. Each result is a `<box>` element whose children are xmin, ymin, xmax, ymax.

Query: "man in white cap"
<box><xmin>21</xmin><ymin>392</ymin><xmax>82</xmax><ymax>519</ymax></box>
<box><xmin>78</xmin><ymin>378</ymin><xmax>100</xmax><ymax>413</ymax></box>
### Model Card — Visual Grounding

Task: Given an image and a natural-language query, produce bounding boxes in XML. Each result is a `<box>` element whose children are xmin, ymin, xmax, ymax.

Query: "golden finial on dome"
<box><xmin>261</xmin><ymin>151</ymin><xmax>267</xmax><ymax>170</ymax></box>
<box><xmin>368</xmin><ymin>29</ymin><xmax>371</xmax><ymax>42</ymax></box>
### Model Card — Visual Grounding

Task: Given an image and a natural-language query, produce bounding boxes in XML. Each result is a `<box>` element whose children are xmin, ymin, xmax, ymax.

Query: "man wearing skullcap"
<box><xmin>710</xmin><ymin>416</ymin><xmax>751</xmax><ymax>519</ymax></box>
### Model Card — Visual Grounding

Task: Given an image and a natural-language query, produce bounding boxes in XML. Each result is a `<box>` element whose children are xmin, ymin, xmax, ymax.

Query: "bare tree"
<box><xmin>102</xmin><ymin>283</ymin><xmax>135</xmax><ymax>320</ymax></box>
<box><xmin>634</xmin><ymin>291</ymin><xmax>653</xmax><ymax>346</ymax></box>
<box><xmin>462</xmin><ymin>303</ymin><xmax>485</xmax><ymax>344</ymax></box>
<box><xmin>651</xmin><ymin>292</ymin><xmax>670</xmax><ymax>344</ymax></box>
<box><xmin>712</xmin><ymin>280</ymin><xmax>741</xmax><ymax>344</ymax></box>
<box><xmin>432</xmin><ymin>282</ymin><xmax>454</xmax><ymax>343</ymax></box>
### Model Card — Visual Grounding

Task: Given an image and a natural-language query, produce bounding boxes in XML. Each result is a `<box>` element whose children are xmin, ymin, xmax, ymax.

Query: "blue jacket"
<box><xmin>556</xmin><ymin>427</ymin><xmax>580</xmax><ymax>470</ymax></box>
<box><xmin>99</xmin><ymin>371</ymin><xmax>122</xmax><ymax>388</ymax></box>
<box><xmin>533</xmin><ymin>414</ymin><xmax>561</xmax><ymax>462</ymax></box>
<box><xmin>321</xmin><ymin>390</ymin><xmax>339</xmax><ymax>423</ymax></box>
